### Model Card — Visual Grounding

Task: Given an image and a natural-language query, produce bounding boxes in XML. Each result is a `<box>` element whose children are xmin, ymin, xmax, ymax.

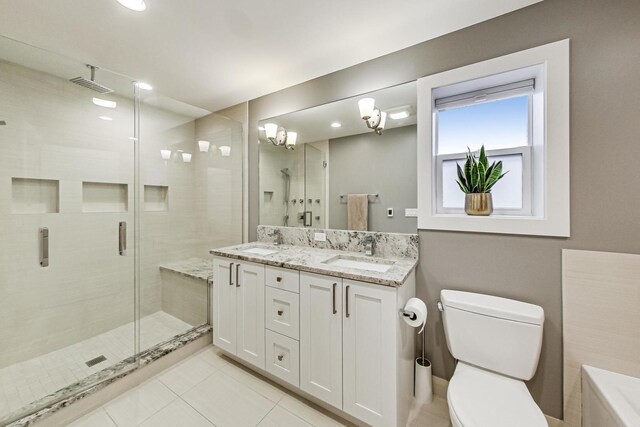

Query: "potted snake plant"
<box><xmin>456</xmin><ymin>146</ymin><xmax>508</xmax><ymax>216</ymax></box>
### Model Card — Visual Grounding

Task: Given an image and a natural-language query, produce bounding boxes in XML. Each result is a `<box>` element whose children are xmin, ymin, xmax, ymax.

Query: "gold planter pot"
<box><xmin>465</xmin><ymin>193</ymin><xmax>493</xmax><ymax>216</ymax></box>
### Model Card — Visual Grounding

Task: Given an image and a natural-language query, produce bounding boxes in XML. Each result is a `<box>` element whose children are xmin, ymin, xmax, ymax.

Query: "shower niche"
<box><xmin>11</xmin><ymin>178</ymin><xmax>60</xmax><ymax>214</ymax></box>
<box><xmin>144</xmin><ymin>185</ymin><xmax>169</xmax><ymax>212</ymax></box>
<box><xmin>82</xmin><ymin>181</ymin><xmax>128</xmax><ymax>213</ymax></box>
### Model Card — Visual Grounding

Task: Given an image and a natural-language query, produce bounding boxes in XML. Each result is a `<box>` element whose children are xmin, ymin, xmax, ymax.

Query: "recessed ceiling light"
<box><xmin>330</xmin><ymin>122</ymin><xmax>342</xmax><ymax>128</ymax></box>
<box><xmin>136</xmin><ymin>82</ymin><xmax>153</xmax><ymax>91</ymax></box>
<box><xmin>116</xmin><ymin>0</ymin><xmax>146</xmax><ymax>12</ymax></box>
<box><xmin>389</xmin><ymin>111</ymin><xmax>409</xmax><ymax>120</ymax></box>
<box><xmin>99</xmin><ymin>116</ymin><xmax>113</xmax><ymax>121</ymax></box>
<box><xmin>93</xmin><ymin>97</ymin><xmax>117</xmax><ymax>109</ymax></box>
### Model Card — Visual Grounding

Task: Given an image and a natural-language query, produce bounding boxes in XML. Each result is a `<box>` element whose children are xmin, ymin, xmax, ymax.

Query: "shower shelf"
<box><xmin>144</xmin><ymin>185</ymin><xmax>168</xmax><ymax>212</ymax></box>
<box><xmin>82</xmin><ymin>181</ymin><xmax>128</xmax><ymax>213</ymax></box>
<box><xmin>11</xmin><ymin>177</ymin><xmax>59</xmax><ymax>214</ymax></box>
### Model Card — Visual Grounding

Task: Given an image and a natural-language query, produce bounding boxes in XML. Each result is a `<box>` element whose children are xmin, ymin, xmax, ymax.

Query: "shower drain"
<box><xmin>85</xmin><ymin>355</ymin><xmax>107</xmax><ymax>367</ymax></box>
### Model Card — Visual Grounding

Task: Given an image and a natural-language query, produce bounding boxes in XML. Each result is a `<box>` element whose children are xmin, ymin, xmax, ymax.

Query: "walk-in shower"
<box><xmin>0</xmin><ymin>36</ymin><xmax>243</xmax><ymax>425</ymax></box>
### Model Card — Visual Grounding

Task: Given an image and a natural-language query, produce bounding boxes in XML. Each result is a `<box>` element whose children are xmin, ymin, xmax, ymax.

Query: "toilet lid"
<box><xmin>448</xmin><ymin>362</ymin><xmax>547</xmax><ymax>427</ymax></box>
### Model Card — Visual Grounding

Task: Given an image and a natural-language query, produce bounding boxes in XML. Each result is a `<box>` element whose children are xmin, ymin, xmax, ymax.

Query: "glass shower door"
<box><xmin>0</xmin><ymin>37</ymin><xmax>136</xmax><ymax>422</ymax></box>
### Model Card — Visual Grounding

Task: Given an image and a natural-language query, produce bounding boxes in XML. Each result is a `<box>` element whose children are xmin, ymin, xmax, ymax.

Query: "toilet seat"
<box><xmin>447</xmin><ymin>362</ymin><xmax>547</xmax><ymax>427</ymax></box>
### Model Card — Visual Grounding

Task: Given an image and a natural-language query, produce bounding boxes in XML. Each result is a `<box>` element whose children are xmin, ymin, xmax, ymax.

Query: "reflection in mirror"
<box><xmin>259</xmin><ymin>81</ymin><xmax>417</xmax><ymax>233</ymax></box>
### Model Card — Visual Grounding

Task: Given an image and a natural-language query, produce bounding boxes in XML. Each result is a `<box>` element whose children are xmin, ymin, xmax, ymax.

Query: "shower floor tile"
<box><xmin>0</xmin><ymin>311</ymin><xmax>192</xmax><ymax>417</ymax></box>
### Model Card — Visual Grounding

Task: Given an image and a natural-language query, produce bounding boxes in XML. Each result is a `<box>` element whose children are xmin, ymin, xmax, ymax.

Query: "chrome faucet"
<box><xmin>363</xmin><ymin>235</ymin><xmax>374</xmax><ymax>256</ymax></box>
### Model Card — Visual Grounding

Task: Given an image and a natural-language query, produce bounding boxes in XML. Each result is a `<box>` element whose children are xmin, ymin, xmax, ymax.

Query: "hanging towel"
<box><xmin>347</xmin><ymin>194</ymin><xmax>368</xmax><ymax>231</ymax></box>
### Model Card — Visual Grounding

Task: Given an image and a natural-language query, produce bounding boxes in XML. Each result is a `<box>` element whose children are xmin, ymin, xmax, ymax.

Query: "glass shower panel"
<box><xmin>138</xmin><ymin>93</ymin><xmax>243</xmax><ymax>352</ymax></box>
<box><xmin>304</xmin><ymin>144</ymin><xmax>327</xmax><ymax>228</ymax></box>
<box><xmin>0</xmin><ymin>37</ymin><xmax>136</xmax><ymax>422</ymax></box>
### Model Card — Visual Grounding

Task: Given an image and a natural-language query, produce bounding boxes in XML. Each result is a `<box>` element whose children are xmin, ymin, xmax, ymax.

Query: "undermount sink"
<box><xmin>322</xmin><ymin>255</ymin><xmax>394</xmax><ymax>273</ymax></box>
<box><xmin>240</xmin><ymin>245</ymin><xmax>282</xmax><ymax>256</ymax></box>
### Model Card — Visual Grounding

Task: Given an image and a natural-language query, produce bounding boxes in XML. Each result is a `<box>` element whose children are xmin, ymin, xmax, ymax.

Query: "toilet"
<box><xmin>440</xmin><ymin>290</ymin><xmax>548</xmax><ymax>427</ymax></box>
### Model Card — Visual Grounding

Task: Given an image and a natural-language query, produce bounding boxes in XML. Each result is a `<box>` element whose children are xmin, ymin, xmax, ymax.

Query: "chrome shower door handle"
<box><xmin>39</xmin><ymin>227</ymin><xmax>49</xmax><ymax>267</ymax></box>
<box><xmin>119</xmin><ymin>221</ymin><xmax>127</xmax><ymax>256</ymax></box>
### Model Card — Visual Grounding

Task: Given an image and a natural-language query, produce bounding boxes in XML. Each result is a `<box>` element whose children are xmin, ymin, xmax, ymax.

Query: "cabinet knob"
<box><xmin>276</xmin><ymin>277</ymin><xmax>282</xmax><ymax>283</ymax></box>
<box><xmin>277</xmin><ymin>310</ymin><xmax>283</xmax><ymax>316</ymax></box>
<box><xmin>277</xmin><ymin>354</ymin><xmax>284</xmax><ymax>361</ymax></box>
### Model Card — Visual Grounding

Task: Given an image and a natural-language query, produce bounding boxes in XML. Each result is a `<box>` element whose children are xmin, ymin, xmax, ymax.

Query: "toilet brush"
<box><xmin>415</xmin><ymin>327</ymin><xmax>433</xmax><ymax>404</ymax></box>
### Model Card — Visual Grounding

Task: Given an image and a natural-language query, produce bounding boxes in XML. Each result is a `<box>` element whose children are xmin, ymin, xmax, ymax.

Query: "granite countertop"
<box><xmin>159</xmin><ymin>258</ymin><xmax>212</xmax><ymax>281</ymax></box>
<box><xmin>210</xmin><ymin>243</ymin><xmax>417</xmax><ymax>287</ymax></box>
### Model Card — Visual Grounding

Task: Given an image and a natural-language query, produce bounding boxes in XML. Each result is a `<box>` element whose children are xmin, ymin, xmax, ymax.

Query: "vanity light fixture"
<box><xmin>330</xmin><ymin>122</ymin><xmax>342</xmax><ymax>128</ymax></box>
<box><xmin>357</xmin><ymin>97</ymin><xmax>387</xmax><ymax>135</ymax></box>
<box><xmin>198</xmin><ymin>140</ymin><xmax>210</xmax><ymax>152</ymax></box>
<box><xmin>219</xmin><ymin>146</ymin><xmax>231</xmax><ymax>157</ymax></box>
<box><xmin>182</xmin><ymin>152</ymin><xmax>192</xmax><ymax>163</ymax></box>
<box><xmin>93</xmin><ymin>97</ymin><xmax>117</xmax><ymax>109</ymax></box>
<box><xmin>116</xmin><ymin>0</ymin><xmax>146</xmax><ymax>12</ymax></box>
<box><xmin>160</xmin><ymin>149</ymin><xmax>171</xmax><ymax>160</ymax></box>
<box><xmin>285</xmin><ymin>131</ymin><xmax>297</xmax><ymax>150</ymax></box>
<box><xmin>258</xmin><ymin>126</ymin><xmax>265</xmax><ymax>131</ymax></box>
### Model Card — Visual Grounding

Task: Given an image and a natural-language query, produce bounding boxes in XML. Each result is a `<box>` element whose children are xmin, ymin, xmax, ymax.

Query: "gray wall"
<box><xmin>328</xmin><ymin>125</ymin><xmax>417</xmax><ymax>233</ymax></box>
<box><xmin>246</xmin><ymin>0</ymin><xmax>640</xmax><ymax>418</ymax></box>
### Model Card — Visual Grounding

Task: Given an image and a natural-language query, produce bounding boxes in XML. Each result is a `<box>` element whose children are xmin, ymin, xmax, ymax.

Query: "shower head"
<box><xmin>69</xmin><ymin>65</ymin><xmax>114</xmax><ymax>94</ymax></box>
<box><xmin>280</xmin><ymin>168</ymin><xmax>290</xmax><ymax>177</ymax></box>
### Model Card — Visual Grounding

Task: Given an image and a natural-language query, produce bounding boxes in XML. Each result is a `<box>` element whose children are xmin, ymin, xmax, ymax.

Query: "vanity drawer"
<box><xmin>265</xmin><ymin>266</ymin><xmax>299</xmax><ymax>293</ymax></box>
<box><xmin>265</xmin><ymin>329</ymin><xmax>300</xmax><ymax>388</ymax></box>
<box><xmin>265</xmin><ymin>286</ymin><xmax>299</xmax><ymax>340</ymax></box>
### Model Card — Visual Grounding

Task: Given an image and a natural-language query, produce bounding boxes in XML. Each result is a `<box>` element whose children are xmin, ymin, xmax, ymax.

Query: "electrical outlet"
<box><xmin>405</xmin><ymin>208</ymin><xmax>418</xmax><ymax>218</ymax></box>
<box><xmin>314</xmin><ymin>232</ymin><xmax>327</xmax><ymax>242</ymax></box>
<box><xmin>387</xmin><ymin>208</ymin><xmax>394</xmax><ymax>217</ymax></box>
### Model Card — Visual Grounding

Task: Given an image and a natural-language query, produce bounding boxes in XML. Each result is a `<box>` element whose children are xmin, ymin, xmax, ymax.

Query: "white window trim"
<box><xmin>436</xmin><ymin>146</ymin><xmax>532</xmax><ymax>216</ymax></box>
<box><xmin>417</xmin><ymin>39</ymin><xmax>570</xmax><ymax>237</ymax></box>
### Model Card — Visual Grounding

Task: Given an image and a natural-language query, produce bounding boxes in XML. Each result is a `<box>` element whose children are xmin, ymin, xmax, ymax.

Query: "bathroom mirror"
<box><xmin>258</xmin><ymin>81</ymin><xmax>417</xmax><ymax>233</ymax></box>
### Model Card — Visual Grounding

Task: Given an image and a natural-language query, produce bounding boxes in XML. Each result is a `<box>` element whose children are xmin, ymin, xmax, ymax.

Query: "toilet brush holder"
<box><xmin>415</xmin><ymin>357</ymin><xmax>433</xmax><ymax>405</ymax></box>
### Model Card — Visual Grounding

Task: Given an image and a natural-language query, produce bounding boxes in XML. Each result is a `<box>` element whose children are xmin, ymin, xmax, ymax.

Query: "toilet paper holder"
<box><xmin>398</xmin><ymin>309</ymin><xmax>418</xmax><ymax>321</ymax></box>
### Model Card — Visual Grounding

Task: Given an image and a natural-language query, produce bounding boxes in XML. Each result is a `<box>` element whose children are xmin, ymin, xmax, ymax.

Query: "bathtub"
<box><xmin>582</xmin><ymin>365</ymin><xmax>640</xmax><ymax>427</ymax></box>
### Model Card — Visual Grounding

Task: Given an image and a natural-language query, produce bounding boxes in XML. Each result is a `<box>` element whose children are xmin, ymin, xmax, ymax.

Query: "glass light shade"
<box><xmin>93</xmin><ymin>97</ymin><xmax>117</xmax><ymax>108</ymax></box>
<box><xmin>264</xmin><ymin>123</ymin><xmax>278</xmax><ymax>140</ymax></box>
<box><xmin>160</xmin><ymin>149</ymin><xmax>171</xmax><ymax>160</ymax></box>
<box><xmin>220</xmin><ymin>146</ymin><xmax>231</xmax><ymax>157</ymax></box>
<box><xmin>136</xmin><ymin>82</ymin><xmax>152</xmax><ymax>90</ymax></box>
<box><xmin>182</xmin><ymin>152</ymin><xmax>192</xmax><ymax>162</ymax></box>
<box><xmin>358</xmin><ymin>98</ymin><xmax>375</xmax><ymax>119</ymax></box>
<box><xmin>198</xmin><ymin>140</ymin><xmax>210</xmax><ymax>152</ymax></box>
<box><xmin>116</xmin><ymin>0</ymin><xmax>146</xmax><ymax>11</ymax></box>
<box><xmin>285</xmin><ymin>131</ymin><xmax>297</xmax><ymax>150</ymax></box>
<box><xmin>378</xmin><ymin>112</ymin><xmax>387</xmax><ymax>130</ymax></box>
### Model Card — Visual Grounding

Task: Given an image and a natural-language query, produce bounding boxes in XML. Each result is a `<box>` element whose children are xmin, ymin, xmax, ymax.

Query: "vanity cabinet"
<box><xmin>213</xmin><ymin>258</ymin><xmax>265</xmax><ymax>369</ymax></box>
<box><xmin>212</xmin><ymin>255</ymin><xmax>415</xmax><ymax>427</ymax></box>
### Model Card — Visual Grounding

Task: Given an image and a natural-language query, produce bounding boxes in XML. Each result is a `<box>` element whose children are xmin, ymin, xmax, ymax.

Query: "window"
<box><xmin>417</xmin><ymin>39</ymin><xmax>570</xmax><ymax>237</ymax></box>
<box><xmin>435</xmin><ymin>86</ymin><xmax>533</xmax><ymax>216</ymax></box>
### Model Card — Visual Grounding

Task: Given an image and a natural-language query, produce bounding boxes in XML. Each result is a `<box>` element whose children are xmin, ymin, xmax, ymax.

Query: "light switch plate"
<box><xmin>405</xmin><ymin>208</ymin><xmax>418</xmax><ymax>218</ymax></box>
<box><xmin>314</xmin><ymin>232</ymin><xmax>327</xmax><ymax>242</ymax></box>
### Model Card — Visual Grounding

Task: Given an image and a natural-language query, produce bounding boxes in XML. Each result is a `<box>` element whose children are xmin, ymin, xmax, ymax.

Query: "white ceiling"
<box><xmin>0</xmin><ymin>0</ymin><xmax>540</xmax><ymax>112</ymax></box>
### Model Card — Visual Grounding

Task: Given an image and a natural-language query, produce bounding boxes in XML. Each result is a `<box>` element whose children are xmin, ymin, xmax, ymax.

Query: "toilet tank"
<box><xmin>440</xmin><ymin>290</ymin><xmax>544</xmax><ymax>380</ymax></box>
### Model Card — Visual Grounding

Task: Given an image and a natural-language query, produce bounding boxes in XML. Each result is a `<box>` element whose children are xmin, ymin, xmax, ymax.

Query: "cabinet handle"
<box><xmin>276</xmin><ymin>276</ymin><xmax>282</xmax><ymax>283</ymax></box>
<box><xmin>345</xmin><ymin>285</ymin><xmax>350</xmax><ymax>318</ymax></box>
<box><xmin>236</xmin><ymin>264</ymin><xmax>240</xmax><ymax>287</ymax></box>
<box><xmin>332</xmin><ymin>283</ymin><xmax>337</xmax><ymax>314</ymax></box>
<box><xmin>277</xmin><ymin>354</ymin><xmax>284</xmax><ymax>361</ymax></box>
<box><xmin>277</xmin><ymin>309</ymin><xmax>284</xmax><ymax>316</ymax></box>
<box><xmin>229</xmin><ymin>263</ymin><xmax>234</xmax><ymax>286</ymax></box>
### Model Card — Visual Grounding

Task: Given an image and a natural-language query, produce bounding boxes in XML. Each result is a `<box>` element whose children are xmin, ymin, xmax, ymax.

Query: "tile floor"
<box><xmin>0</xmin><ymin>311</ymin><xmax>193</xmax><ymax>417</ymax></box>
<box><xmin>70</xmin><ymin>346</ymin><xmax>452</xmax><ymax>427</ymax></box>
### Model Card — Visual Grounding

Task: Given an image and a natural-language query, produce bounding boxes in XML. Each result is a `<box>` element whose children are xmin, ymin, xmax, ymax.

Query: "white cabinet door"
<box><xmin>342</xmin><ymin>280</ymin><xmax>396</xmax><ymax>427</ymax></box>
<box><xmin>300</xmin><ymin>272</ymin><xmax>343</xmax><ymax>408</ymax></box>
<box><xmin>236</xmin><ymin>261</ymin><xmax>265</xmax><ymax>369</ymax></box>
<box><xmin>213</xmin><ymin>258</ymin><xmax>237</xmax><ymax>355</ymax></box>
